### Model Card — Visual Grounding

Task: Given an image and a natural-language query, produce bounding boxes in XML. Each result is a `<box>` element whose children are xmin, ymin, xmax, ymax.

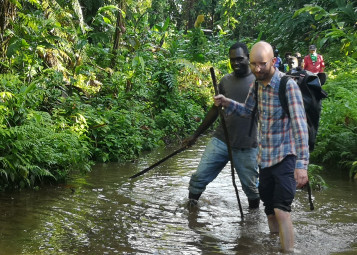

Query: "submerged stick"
<box><xmin>210</xmin><ymin>67</ymin><xmax>244</xmax><ymax>218</ymax></box>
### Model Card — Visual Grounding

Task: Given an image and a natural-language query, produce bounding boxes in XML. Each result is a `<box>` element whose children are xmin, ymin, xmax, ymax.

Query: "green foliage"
<box><xmin>185</xmin><ymin>28</ymin><xmax>208</xmax><ymax>62</ymax></box>
<box><xmin>308</xmin><ymin>164</ymin><xmax>327</xmax><ymax>190</ymax></box>
<box><xmin>3</xmin><ymin>0</ymin><xmax>357</xmax><ymax>190</ymax></box>
<box><xmin>0</xmin><ymin>73</ymin><xmax>43</xmax><ymax>126</ymax></box>
<box><xmin>292</xmin><ymin>0</ymin><xmax>357</xmax><ymax>58</ymax></box>
<box><xmin>90</xmin><ymin>108</ymin><xmax>158</xmax><ymax>162</ymax></box>
<box><xmin>311</xmin><ymin>59</ymin><xmax>357</xmax><ymax>177</ymax></box>
<box><xmin>148</xmin><ymin>0</ymin><xmax>170</xmax><ymax>28</ymax></box>
<box><xmin>88</xmin><ymin>5</ymin><xmax>119</xmax><ymax>46</ymax></box>
<box><xmin>0</xmin><ymin>111</ymin><xmax>92</xmax><ymax>190</ymax></box>
<box><xmin>155</xmin><ymin>108</ymin><xmax>185</xmax><ymax>143</ymax></box>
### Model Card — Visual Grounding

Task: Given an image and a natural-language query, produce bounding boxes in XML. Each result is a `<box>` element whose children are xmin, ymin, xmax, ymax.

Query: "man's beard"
<box><xmin>233</xmin><ymin>65</ymin><xmax>249</xmax><ymax>77</ymax></box>
<box><xmin>254</xmin><ymin>70</ymin><xmax>270</xmax><ymax>81</ymax></box>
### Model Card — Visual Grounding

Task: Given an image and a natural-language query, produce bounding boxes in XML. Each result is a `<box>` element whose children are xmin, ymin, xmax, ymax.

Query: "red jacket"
<box><xmin>304</xmin><ymin>54</ymin><xmax>325</xmax><ymax>73</ymax></box>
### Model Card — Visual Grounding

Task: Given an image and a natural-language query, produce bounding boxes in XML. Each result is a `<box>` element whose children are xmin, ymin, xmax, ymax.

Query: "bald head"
<box><xmin>249</xmin><ymin>41</ymin><xmax>276</xmax><ymax>85</ymax></box>
<box><xmin>250</xmin><ymin>41</ymin><xmax>274</xmax><ymax>62</ymax></box>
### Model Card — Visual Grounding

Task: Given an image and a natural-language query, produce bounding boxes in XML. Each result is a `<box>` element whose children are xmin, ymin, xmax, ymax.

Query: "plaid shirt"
<box><xmin>225</xmin><ymin>69</ymin><xmax>309</xmax><ymax>170</ymax></box>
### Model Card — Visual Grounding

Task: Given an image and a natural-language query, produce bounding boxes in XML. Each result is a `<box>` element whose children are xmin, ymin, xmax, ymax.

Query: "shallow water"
<box><xmin>0</xmin><ymin>135</ymin><xmax>356</xmax><ymax>254</ymax></box>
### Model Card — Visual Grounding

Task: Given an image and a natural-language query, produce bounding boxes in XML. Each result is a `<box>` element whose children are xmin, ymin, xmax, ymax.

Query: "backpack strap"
<box><xmin>279</xmin><ymin>75</ymin><xmax>291</xmax><ymax>118</ymax></box>
<box><xmin>248</xmin><ymin>80</ymin><xmax>259</xmax><ymax>137</ymax></box>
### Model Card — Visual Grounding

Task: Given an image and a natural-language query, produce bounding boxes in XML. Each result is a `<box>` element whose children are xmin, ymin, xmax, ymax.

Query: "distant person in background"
<box><xmin>288</xmin><ymin>56</ymin><xmax>302</xmax><ymax>73</ymax></box>
<box><xmin>283</xmin><ymin>52</ymin><xmax>292</xmax><ymax>72</ymax></box>
<box><xmin>274</xmin><ymin>49</ymin><xmax>283</xmax><ymax>71</ymax></box>
<box><xmin>294</xmin><ymin>52</ymin><xmax>304</xmax><ymax>70</ymax></box>
<box><xmin>304</xmin><ymin>45</ymin><xmax>325</xmax><ymax>74</ymax></box>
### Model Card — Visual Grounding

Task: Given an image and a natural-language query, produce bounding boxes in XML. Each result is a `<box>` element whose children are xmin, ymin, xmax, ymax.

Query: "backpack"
<box><xmin>279</xmin><ymin>70</ymin><xmax>328</xmax><ymax>152</ymax></box>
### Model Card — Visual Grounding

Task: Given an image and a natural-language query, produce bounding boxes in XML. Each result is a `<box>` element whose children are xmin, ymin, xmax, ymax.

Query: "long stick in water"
<box><xmin>210</xmin><ymin>67</ymin><xmax>244</xmax><ymax>218</ymax></box>
<box><xmin>307</xmin><ymin>181</ymin><xmax>314</xmax><ymax>211</ymax></box>
<box><xmin>129</xmin><ymin>146</ymin><xmax>187</xmax><ymax>179</ymax></box>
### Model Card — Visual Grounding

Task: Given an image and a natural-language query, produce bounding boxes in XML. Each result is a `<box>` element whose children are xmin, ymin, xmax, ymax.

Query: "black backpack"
<box><xmin>279</xmin><ymin>70</ymin><xmax>328</xmax><ymax>152</ymax></box>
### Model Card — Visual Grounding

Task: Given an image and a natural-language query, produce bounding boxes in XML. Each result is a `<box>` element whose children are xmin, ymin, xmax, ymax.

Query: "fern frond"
<box><xmin>161</xmin><ymin>72</ymin><xmax>177</xmax><ymax>90</ymax></box>
<box><xmin>322</xmin><ymin>150</ymin><xmax>339</xmax><ymax>162</ymax></box>
<box><xmin>0</xmin><ymin>168</ymin><xmax>8</xmax><ymax>179</ymax></box>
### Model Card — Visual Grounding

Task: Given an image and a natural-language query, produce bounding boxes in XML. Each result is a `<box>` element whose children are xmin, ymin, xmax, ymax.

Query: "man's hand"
<box><xmin>294</xmin><ymin>168</ymin><xmax>308</xmax><ymax>188</ymax></box>
<box><xmin>213</xmin><ymin>94</ymin><xmax>230</xmax><ymax>108</ymax></box>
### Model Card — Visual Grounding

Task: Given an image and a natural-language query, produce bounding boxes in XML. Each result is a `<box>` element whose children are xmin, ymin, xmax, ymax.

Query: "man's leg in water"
<box><xmin>233</xmin><ymin>147</ymin><xmax>260</xmax><ymax>208</ymax></box>
<box><xmin>188</xmin><ymin>137</ymin><xmax>228</xmax><ymax>203</ymax></box>
<box><xmin>259</xmin><ymin>155</ymin><xmax>296</xmax><ymax>252</ymax></box>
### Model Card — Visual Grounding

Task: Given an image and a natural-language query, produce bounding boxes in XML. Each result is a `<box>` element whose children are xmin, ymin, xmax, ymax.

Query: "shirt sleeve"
<box><xmin>319</xmin><ymin>55</ymin><xmax>325</xmax><ymax>72</ymax></box>
<box><xmin>286</xmin><ymin>79</ymin><xmax>310</xmax><ymax>170</ymax></box>
<box><xmin>225</xmin><ymin>82</ymin><xmax>256</xmax><ymax>117</ymax></box>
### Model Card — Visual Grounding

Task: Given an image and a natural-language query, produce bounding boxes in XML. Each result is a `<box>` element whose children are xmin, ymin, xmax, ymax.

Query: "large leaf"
<box><xmin>6</xmin><ymin>38</ymin><xmax>29</xmax><ymax>58</ymax></box>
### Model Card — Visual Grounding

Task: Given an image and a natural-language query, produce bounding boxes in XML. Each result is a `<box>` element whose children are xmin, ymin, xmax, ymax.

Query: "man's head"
<box><xmin>229</xmin><ymin>42</ymin><xmax>250</xmax><ymax>77</ymax></box>
<box><xmin>288</xmin><ymin>57</ymin><xmax>298</xmax><ymax>70</ymax></box>
<box><xmin>274</xmin><ymin>49</ymin><xmax>279</xmax><ymax>57</ymax></box>
<box><xmin>284</xmin><ymin>52</ymin><xmax>292</xmax><ymax>61</ymax></box>
<box><xmin>294</xmin><ymin>52</ymin><xmax>303</xmax><ymax>68</ymax></box>
<box><xmin>249</xmin><ymin>41</ymin><xmax>276</xmax><ymax>85</ymax></box>
<box><xmin>309</xmin><ymin>45</ymin><xmax>317</xmax><ymax>54</ymax></box>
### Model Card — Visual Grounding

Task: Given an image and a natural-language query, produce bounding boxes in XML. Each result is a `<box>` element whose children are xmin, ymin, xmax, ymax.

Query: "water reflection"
<box><xmin>0</xmin><ymin>135</ymin><xmax>356</xmax><ymax>254</ymax></box>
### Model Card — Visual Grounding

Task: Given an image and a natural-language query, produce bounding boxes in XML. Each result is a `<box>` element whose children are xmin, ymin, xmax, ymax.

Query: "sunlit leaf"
<box><xmin>102</xmin><ymin>16</ymin><xmax>111</xmax><ymax>24</ymax></box>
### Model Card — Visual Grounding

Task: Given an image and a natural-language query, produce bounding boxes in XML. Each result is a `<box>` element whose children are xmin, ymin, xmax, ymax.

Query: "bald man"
<box><xmin>214</xmin><ymin>41</ymin><xmax>309</xmax><ymax>252</ymax></box>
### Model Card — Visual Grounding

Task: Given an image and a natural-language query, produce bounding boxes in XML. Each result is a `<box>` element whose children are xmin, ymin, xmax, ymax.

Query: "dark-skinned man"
<box><xmin>214</xmin><ymin>41</ymin><xmax>309</xmax><ymax>252</ymax></box>
<box><xmin>185</xmin><ymin>42</ymin><xmax>260</xmax><ymax>209</ymax></box>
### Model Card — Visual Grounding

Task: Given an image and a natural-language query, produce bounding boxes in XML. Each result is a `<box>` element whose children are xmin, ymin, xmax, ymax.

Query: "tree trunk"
<box><xmin>0</xmin><ymin>0</ymin><xmax>16</xmax><ymax>65</ymax></box>
<box><xmin>183</xmin><ymin>0</ymin><xmax>197</xmax><ymax>30</ymax></box>
<box><xmin>111</xmin><ymin>0</ymin><xmax>126</xmax><ymax>68</ymax></box>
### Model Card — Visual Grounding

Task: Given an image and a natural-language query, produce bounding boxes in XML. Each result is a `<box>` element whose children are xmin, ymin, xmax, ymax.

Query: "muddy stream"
<box><xmin>0</xmin><ymin>135</ymin><xmax>356</xmax><ymax>254</ymax></box>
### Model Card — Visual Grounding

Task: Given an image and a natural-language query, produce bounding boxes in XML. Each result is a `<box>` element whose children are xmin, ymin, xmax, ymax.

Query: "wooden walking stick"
<box><xmin>129</xmin><ymin>146</ymin><xmax>188</xmax><ymax>179</ymax></box>
<box><xmin>307</xmin><ymin>181</ymin><xmax>314</xmax><ymax>211</ymax></box>
<box><xmin>210</xmin><ymin>67</ymin><xmax>244</xmax><ymax>218</ymax></box>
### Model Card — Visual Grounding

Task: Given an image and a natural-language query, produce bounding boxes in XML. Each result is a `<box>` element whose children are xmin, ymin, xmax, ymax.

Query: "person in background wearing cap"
<box><xmin>303</xmin><ymin>45</ymin><xmax>325</xmax><ymax>73</ymax></box>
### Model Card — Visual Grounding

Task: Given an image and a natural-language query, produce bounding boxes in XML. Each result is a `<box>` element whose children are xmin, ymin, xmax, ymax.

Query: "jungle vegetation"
<box><xmin>0</xmin><ymin>0</ymin><xmax>356</xmax><ymax>190</ymax></box>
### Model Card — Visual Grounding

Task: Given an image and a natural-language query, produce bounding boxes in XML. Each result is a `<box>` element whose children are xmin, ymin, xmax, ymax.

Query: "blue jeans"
<box><xmin>189</xmin><ymin>137</ymin><xmax>259</xmax><ymax>200</ymax></box>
